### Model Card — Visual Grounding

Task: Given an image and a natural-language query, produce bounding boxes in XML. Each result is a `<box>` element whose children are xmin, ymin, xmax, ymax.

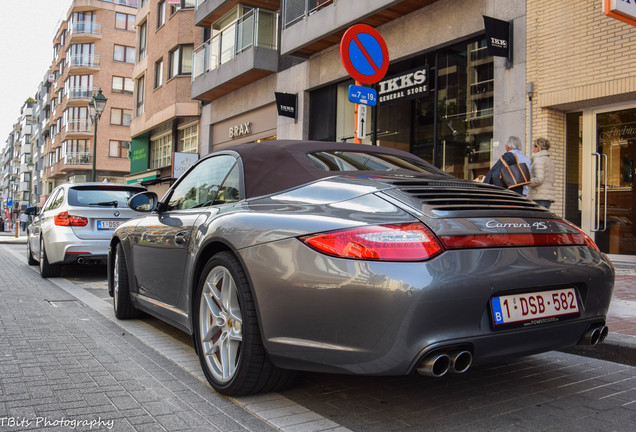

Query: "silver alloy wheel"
<box><xmin>113</xmin><ymin>248</ymin><xmax>120</xmax><ymax>311</ymax></box>
<box><xmin>199</xmin><ymin>265</ymin><xmax>243</xmax><ymax>383</ymax></box>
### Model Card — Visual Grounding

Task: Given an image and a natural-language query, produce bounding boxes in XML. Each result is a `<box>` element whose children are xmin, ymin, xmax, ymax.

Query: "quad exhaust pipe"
<box><xmin>417</xmin><ymin>350</ymin><xmax>473</xmax><ymax>377</ymax></box>
<box><xmin>580</xmin><ymin>324</ymin><xmax>609</xmax><ymax>346</ymax></box>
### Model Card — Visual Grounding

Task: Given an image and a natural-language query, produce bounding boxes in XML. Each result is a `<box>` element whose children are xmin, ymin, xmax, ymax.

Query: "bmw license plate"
<box><xmin>97</xmin><ymin>220</ymin><xmax>121</xmax><ymax>230</ymax></box>
<box><xmin>491</xmin><ymin>288</ymin><xmax>580</xmax><ymax>327</ymax></box>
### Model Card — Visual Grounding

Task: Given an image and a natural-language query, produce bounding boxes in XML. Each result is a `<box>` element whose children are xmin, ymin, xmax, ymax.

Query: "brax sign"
<box><xmin>229</xmin><ymin>122</ymin><xmax>252</xmax><ymax>139</ymax></box>
<box><xmin>378</xmin><ymin>67</ymin><xmax>428</xmax><ymax>104</ymax></box>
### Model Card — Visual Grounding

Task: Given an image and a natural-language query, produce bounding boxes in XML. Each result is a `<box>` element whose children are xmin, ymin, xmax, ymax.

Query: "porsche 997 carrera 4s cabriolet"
<box><xmin>108</xmin><ymin>140</ymin><xmax>614</xmax><ymax>396</ymax></box>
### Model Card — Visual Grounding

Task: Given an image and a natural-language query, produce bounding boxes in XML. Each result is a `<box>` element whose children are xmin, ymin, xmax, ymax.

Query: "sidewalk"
<box><xmin>0</xmin><ymin>244</ymin><xmax>277</xmax><ymax>432</ymax></box>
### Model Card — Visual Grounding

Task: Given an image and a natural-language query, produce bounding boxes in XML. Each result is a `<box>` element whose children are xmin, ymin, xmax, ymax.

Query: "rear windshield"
<box><xmin>306</xmin><ymin>151</ymin><xmax>445</xmax><ymax>175</ymax></box>
<box><xmin>67</xmin><ymin>186</ymin><xmax>145</xmax><ymax>208</ymax></box>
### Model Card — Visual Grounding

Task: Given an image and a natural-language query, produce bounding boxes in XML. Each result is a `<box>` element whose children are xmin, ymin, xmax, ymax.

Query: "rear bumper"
<box><xmin>45</xmin><ymin>230</ymin><xmax>110</xmax><ymax>265</ymax></box>
<box><xmin>240</xmin><ymin>240</ymin><xmax>614</xmax><ymax>375</ymax></box>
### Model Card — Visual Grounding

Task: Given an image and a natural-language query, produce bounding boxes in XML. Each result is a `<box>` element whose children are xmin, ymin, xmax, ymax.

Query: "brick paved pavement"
<box><xmin>0</xmin><ymin>245</ymin><xmax>277</xmax><ymax>432</ymax></box>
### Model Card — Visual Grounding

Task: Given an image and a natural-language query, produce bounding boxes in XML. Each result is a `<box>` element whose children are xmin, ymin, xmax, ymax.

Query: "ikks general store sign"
<box><xmin>377</xmin><ymin>66</ymin><xmax>428</xmax><ymax>104</ymax></box>
<box><xmin>605</xmin><ymin>0</ymin><xmax>636</xmax><ymax>26</ymax></box>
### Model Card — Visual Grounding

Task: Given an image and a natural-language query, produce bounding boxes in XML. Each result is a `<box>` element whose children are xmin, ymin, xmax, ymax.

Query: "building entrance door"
<box><xmin>566</xmin><ymin>105</ymin><xmax>636</xmax><ymax>256</ymax></box>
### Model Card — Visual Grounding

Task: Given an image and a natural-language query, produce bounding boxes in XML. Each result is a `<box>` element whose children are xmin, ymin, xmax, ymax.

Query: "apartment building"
<box><xmin>40</xmin><ymin>0</ymin><xmax>138</xmax><ymax>200</ymax></box>
<box><xmin>0</xmin><ymin>101</ymin><xmax>35</xmax><ymax>226</ymax></box>
<box><xmin>127</xmin><ymin>0</ymin><xmax>200</xmax><ymax>197</ymax></box>
<box><xmin>526</xmin><ymin>0</ymin><xmax>636</xmax><ymax>258</ymax></box>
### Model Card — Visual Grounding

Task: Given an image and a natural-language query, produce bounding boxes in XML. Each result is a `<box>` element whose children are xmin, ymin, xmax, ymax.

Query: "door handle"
<box><xmin>592</xmin><ymin>152</ymin><xmax>600</xmax><ymax>232</ymax></box>
<box><xmin>592</xmin><ymin>152</ymin><xmax>608</xmax><ymax>232</ymax></box>
<box><xmin>175</xmin><ymin>230</ymin><xmax>189</xmax><ymax>246</ymax></box>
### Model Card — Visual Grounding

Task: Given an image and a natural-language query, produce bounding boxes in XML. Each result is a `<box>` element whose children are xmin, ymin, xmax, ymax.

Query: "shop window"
<box><xmin>151</xmin><ymin>134</ymin><xmax>172</xmax><ymax>169</ymax></box>
<box><xmin>310</xmin><ymin>37</ymin><xmax>494</xmax><ymax>181</ymax></box>
<box><xmin>178</xmin><ymin>123</ymin><xmax>198</xmax><ymax>153</ymax></box>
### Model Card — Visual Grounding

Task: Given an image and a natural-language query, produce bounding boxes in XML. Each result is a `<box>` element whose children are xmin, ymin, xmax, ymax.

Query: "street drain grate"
<box><xmin>46</xmin><ymin>300</ymin><xmax>84</xmax><ymax>308</ymax></box>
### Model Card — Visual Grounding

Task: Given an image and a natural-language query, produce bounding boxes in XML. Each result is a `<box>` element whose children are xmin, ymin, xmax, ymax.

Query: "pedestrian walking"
<box><xmin>19</xmin><ymin>212</ymin><xmax>28</xmax><ymax>232</ymax></box>
<box><xmin>528</xmin><ymin>137</ymin><xmax>556</xmax><ymax>209</ymax></box>
<box><xmin>483</xmin><ymin>136</ymin><xmax>531</xmax><ymax>195</ymax></box>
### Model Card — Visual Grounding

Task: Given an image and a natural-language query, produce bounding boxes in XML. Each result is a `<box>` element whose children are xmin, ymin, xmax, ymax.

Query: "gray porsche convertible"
<box><xmin>108</xmin><ymin>140</ymin><xmax>614</xmax><ymax>396</ymax></box>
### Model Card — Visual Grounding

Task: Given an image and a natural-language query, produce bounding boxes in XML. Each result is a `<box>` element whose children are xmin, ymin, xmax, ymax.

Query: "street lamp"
<box><xmin>88</xmin><ymin>88</ymin><xmax>108</xmax><ymax>182</ymax></box>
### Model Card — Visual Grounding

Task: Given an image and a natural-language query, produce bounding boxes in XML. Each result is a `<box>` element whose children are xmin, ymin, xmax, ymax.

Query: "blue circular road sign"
<box><xmin>340</xmin><ymin>24</ymin><xmax>389</xmax><ymax>85</ymax></box>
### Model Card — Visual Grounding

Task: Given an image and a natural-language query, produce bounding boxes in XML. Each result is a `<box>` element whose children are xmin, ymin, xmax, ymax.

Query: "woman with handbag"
<box><xmin>528</xmin><ymin>137</ymin><xmax>556</xmax><ymax>208</ymax></box>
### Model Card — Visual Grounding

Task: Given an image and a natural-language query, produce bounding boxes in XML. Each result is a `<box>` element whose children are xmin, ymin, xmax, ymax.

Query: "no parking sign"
<box><xmin>340</xmin><ymin>24</ymin><xmax>389</xmax><ymax>85</ymax></box>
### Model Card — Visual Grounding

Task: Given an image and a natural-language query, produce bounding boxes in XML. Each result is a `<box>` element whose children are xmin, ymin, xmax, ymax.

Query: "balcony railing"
<box><xmin>193</xmin><ymin>8</ymin><xmax>279</xmax><ymax>78</ymax></box>
<box><xmin>67</xmin><ymin>119</ymin><xmax>92</xmax><ymax>133</ymax></box>
<box><xmin>70</xmin><ymin>21</ymin><xmax>102</xmax><ymax>37</ymax></box>
<box><xmin>68</xmin><ymin>54</ymin><xmax>101</xmax><ymax>69</ymax></box>
<box><xmin>282</xmin><ymin>0</ymin><xmax>333</xmax><ymax>29</ymax></box>
<box><xmin>65</xmin><ymin>152</ymin><xmax>92</xmax><ymax>165</ymax></box>
<box><xmin>68</xmin><ymin>87</ymin><xmax>95</xmax><ymax>100</ymax></box>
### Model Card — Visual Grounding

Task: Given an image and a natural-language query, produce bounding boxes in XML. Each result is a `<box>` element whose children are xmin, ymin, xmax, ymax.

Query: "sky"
<box><xmin>0</xmin><ymin>0</ymin><xmax>71</xmax><ymax>143</ymax></box>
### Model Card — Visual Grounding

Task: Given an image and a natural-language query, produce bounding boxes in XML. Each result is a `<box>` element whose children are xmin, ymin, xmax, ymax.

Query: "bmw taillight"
<box><xmin>300</xmin><ymin>223</ymin><xmax>444</xmax><ymax>261</ymax></box>
<box><xmin>54</xmin><ymin>212</ymin><xmax>88</xmax><ymax>227</ymax></box>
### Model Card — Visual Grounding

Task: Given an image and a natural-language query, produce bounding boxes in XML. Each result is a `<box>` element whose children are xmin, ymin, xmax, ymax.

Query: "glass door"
<box><xmin>568</xmin><ymin>106</ymin><xmax>636</xmax><ymax>256</ymax></box>
<box><xmin>593</xmin><ymin>108</ymin><xmax>636</xmax><ymax>255</ymax></box>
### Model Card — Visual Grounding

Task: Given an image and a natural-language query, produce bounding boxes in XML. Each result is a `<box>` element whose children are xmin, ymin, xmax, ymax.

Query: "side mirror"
<box><xmin>128</xmin><ymin>191</ymin><xmax>159</xmax><ymax>212</ymax></box>
<box><xmin>25</xmin><ymin>206</ymin><xmax>40</xmax><ymax>216</ymax></box>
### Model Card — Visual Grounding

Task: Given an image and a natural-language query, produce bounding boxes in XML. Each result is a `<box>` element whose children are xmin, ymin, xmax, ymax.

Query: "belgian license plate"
<box><xmin>491</xmin><ymin>288</ymin><xmax>579</xmax><ymax>327</ymax></box>
<box><xmin>97</xmin><ymin>220</ymin><xmax>121</xmax><ymax>230</ymax></box>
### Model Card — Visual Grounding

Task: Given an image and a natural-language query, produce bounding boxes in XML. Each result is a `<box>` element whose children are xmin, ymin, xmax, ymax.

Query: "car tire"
<box><xmin>26</xmin><ymin>239</ymin><xmax>38</xmax><ymax>265</ymax></box>
<box><xmin>113</xmin><ymin>243</ymin><xmax>141</xmax><ymax>319</ymax></box>
<box><xmin>194</xmin><ymin>251</ymin><xmax>296</xmax><ymax>396</ymax></box>
<box><xmin>39</xmin><ymin>237</ymin><xmax>61</xmax><ymax>278</ymax></box>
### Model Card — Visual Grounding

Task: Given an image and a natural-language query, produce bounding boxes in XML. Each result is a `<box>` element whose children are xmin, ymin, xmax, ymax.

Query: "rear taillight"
<box><xmin>439</xmin><ymin>220</ymin><xmax>600</xmax><ymax>251</ymax></box>
<box><xmin>54</xmin><ymin>212</ymin><xmax>88</xmax><ymax>227</ymax></box>
<box><xmin>300</xmin><ymin>223</ymin><xmax>444</xmax><ymax>261</ymax></box>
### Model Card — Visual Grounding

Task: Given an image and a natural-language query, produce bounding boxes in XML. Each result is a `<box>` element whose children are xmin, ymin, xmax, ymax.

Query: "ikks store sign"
<box><xmin>605</xmin><ymin>0</ymin><xmax>636</xmax><ymax>26</ymax></box>
<box><xmin>378</xmin><ymin>66</ymin><xmax>428</xmax><ymax>104</ymax></box>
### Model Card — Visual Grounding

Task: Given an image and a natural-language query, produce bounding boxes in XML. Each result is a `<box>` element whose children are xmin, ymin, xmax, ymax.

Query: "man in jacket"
<box><xmin>483</xmin><ymin>136</ymin><xmax>531</xmax><ymax>195</ymax></box>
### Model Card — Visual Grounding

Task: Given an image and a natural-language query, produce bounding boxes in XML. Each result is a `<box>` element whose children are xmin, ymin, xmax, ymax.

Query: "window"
<box><xmin>151</xmin><ymin>133</ymin><xmax>172</xmax><ymax>169</ymax></box>
<box><xmin>109</xmin><ymin>140</ymin><xmax>130</xmax><ymax>158</ymax></box>
<box><xmin>170</xmin><ymin>0</ymin><xmax>195</xmax><ymax>15</ymax></box>
<box><xmin>138</xmin><ymin>21</ymin><xmax>147</xmax><ymax>60</ymax></box>
<box><xmin>110</xmin><ymin>108</ymin><xmax>132</xmax><ymax>126</ymax></box>
<box><xmin>115</xmin><ymin>13</ymin><xmax>135</xmax><ymax>30</ymax></box>
<box><xmin>157</xmin><ymin>1</ymin><xmax>165</xmax><ymax>28</ymax></box>
<box><xmin>136</xmin><ymin>75</ymin><xmax>145</xmax><ymax>116</ymax></box>
<box><xmin>114</xmin><ymin>44</ymin><xmax>135</xmax><ymax>63</ymax></box>
<box><xmin>112</xmin><ymin>76</ymin><xmax>134</xmax><ymax>94</ymax></box>
<box><xmin>178</xmin><ymin>123</ymin><xmax>198</xmax><ymax>153</ymax></box>
<box><xmin>154</xmin><ymin>59</ymin><xmax>163</xmax><ymax>89</ymax></box>
<box><xmin>168</xmin><ymin>45</ymin><xmax>193</xmax><ymax>79</ymax></box>
<box><xmin>166</xmin><ymin>155</ymin><xmax>238</xmax><ymax>210</ymax></box>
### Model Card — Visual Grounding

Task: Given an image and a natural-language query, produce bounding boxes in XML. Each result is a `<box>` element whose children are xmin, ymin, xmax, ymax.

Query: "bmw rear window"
<box><xmin>67</xmin><ymin>186</ymin><xmax>145</xmax><ymax>208</ymax></box>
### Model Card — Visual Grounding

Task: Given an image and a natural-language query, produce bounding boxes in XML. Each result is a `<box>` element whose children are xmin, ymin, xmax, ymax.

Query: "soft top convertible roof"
<box><xmin>223</xmin><ymin>140</ymin><xmax>444</xmax><ymax>199</ymax></box>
